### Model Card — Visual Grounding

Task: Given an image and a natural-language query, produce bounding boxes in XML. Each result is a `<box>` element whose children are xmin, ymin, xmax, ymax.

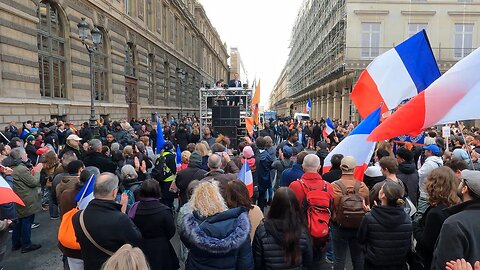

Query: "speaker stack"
<box><xmin>212</xmin><ymin>106</ymin><xmax>240</xmax><ymax>147</ymax></box>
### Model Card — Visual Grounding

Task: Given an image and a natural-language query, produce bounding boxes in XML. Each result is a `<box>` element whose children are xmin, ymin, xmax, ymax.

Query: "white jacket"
<box><xmin>418</xmin><ymin>156</ymin><xmax>443</xmax><ymax>197</ymax></box>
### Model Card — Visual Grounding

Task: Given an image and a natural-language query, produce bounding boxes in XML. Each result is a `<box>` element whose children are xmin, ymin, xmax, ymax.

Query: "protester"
<box><xmin>60</xmin><ymin>134</ymin><xmax>83</xmax><ymax>160</ymax></box>
<box><xmin>364</xmin><ymin>149</ymin><xmax>390</xmax><ymax>190</ymax></box>
<box><xmin>176</xmin><ymin>151</ymin><xmax>207</xmax><ymax>207</ymax></box>
<box><xmin>396</xmin><ymin>147</ymin><xmax>420</xmax><ymax>206</ymax></box>
<box><xmin>432</xmin><ymin>169</ymin><xmax>480</xmax><ymax>270</ymax></box>
<box><xmin>254</xmin><ymin>136</ymin><xmax>274</xmax><ymax>211</ymax></box>
<box><xmin>271</xmin><ymin>145</ymin><xmax>293</xmax><ymax>189</ymax></box>
<box><xmin>179</xmin><ymin>181</ymin><xmax>253</xmax><ymax>270</ymax></box>
<box><xmin>101</xmin><ymin>244</ymin><xmax>149</xmax><ymax>270</ymax></box>
<box><xmin>201</xmin><ymin>126</ymin><xmax>216</xmax><ymax>147</ymax></box>
<box><xmin>225</xmin><ymin>180</ymin><xmax>263</xmax><ymax>242</ymax></box>
<box><xmin>176</xmin><ymin>180</ymin><xmax>200</xmax><ymax>267</ymax></box>
<box><xmin>418</xmin><ymin>144</ymin><xmax>444</xmax><ymax>215</ymax></box>
<box><xmin>129</xmin><ymin>179</ymin><xmax>179</xmax><ymax>270</ymax></box>
<box><xmin>56</xmin><ymin>160</ymin><xmax>84</xmax><ymax>202</ymax></box>
<box><xmin>151</xmin><ymin>142</ymin><xmax>177</xmax><ymax>209</ymax></box>
<box><xmin>194</xmin><ymin>143</ymin><xmax>209</xmax><ymax>171</ymax></box>
<box><xmin>322</xmin><ymin>154</ymin><xmax>343</xmax><ymax>183</ymax></box>
<box><xmin>73</xmin><ymin>173</ymin><xmax>142</xmax><ymax>270</ymax></box>
<box><xmin>413</xmin><ymin>167</ymin><xmax>460</xmax><ymax>270</ymax></box>
<box><xmin>253</xmin><ymin>187</ymin><xmax>313</xmax><ymax>269</ymax></box>
<box><xmin>179</xmin><ymin>151</ymin><xmax>191</xmax><ymax>171</ymax></box>
<box><xmin>358</xmin><ymin>181</ymin><xmax>412</xmax><ymax>269</ymax></box>
<box><xmin>331</xmin><ymin>156</ymin><xmax>369</xmax><ymax>270</ymax></box>
<box><xmin>369</xmin><ymin>156</ymin><xmax>405</xmax><ymax>206</ymax></box>
<box><xmin>280</xmin><ymin>151</ymin><xmax>308</xmax><ymax>187</ymax></box>
<box><xmin>200</xmin><ymin>153</ymin><xmax>237</xmax><ymax>198</ymax></box>
<box><xmin>10</xmin><ymin>147</ymin><xmax>43</xmax><ymax>253</ymax></box>
<box><xmin>83</xmin><ymin>139</ymin><xmax>117</xmax><ymax>173</ymax></box>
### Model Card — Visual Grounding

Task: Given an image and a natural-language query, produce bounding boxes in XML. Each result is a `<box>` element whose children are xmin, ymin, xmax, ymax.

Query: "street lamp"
<box><xmin>177</xmin><ymin>68</ymin><xmax>186</xmax><ymax>118</ymax></box>
<box><xmin>77</xmin><ymin>17</ymin><xmax>102</xmax><ymax>136</ymax></box>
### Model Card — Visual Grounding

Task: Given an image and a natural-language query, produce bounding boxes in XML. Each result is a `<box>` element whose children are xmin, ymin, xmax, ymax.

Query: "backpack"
<box><xmin>58</xmin><ymin>207</ymin><xmax>80</xmax><ymax>250</ymax></box>
<box><xmin>299</xmin><ymin>179</ymin><xmax>332</xmax><ymax>242</ymax></box>
<box><xmin>333</xmin><ymin>180</ymin><xmax>365</xmax><ymax>229</ymax></box>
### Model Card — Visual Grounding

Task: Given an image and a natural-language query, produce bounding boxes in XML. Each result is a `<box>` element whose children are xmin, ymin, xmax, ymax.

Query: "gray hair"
<box><xmin>11</xmin><ymin>147</ymin><xmax>25</xmax><ymax>160</ymax></box>
<box><xmin>110</xmin><ymin>143</ymin><xmax>120</xmax><ymax>152</ymax></box>
<box><xmin>61</xmin><ymin>151</ymin><xmax>78</xmax><ymax>168</ymax></box>
<box><xmin>303</xmin><ymin>154</ymin><xmax>321</xmax><ymax>172</ymax></box>
<box><xmin>94</xmin><ymin>172</ymin><xmax>119</xmax><ymax>198</ymax></box>
<box><xmin>89</xmin><ymin>139</ymin><xmax>102</xmax><ymax>152</ymax></box>
<box><xmin>208</xmin><ymin>153</ymin><xmax>222</xmax><ymax>170</ymax></box>
<box><xmin>120</xmin><ymin>164</ymin><xmax>138</xmax><ymax>182</ymax></box>
<box><xmin>84</xmin><ymin>166</ymin><xmax>100</xmax><ymax>177</ymax></box>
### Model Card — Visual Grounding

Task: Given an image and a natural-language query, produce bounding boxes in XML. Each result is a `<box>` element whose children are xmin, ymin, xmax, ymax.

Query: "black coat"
<box><xmin>175</xmin><ymin>129</ymin><xmax>189</xmax><ymax>151</ymax></box>
<box><xmin>188</xmin><ymin>133</ymin><xmax>200</xmax><ymax>144</ymax></box>
<box><xmin>83</xmin><ymin>152</ymin><xmax>118</xmax><ymax>173</ymax></box>
<box><xmin>413</xmin><ymin>204</ymin><xmax>449</xmax><ymax>270</ymax></box>
<box><xmin>72</xmin><ymin>199</ymin><xmax>142</xmax><ymax>270</ymax></box>
<box><xmin>432</xmin><ymin>200</ymin><xmax>480</xmax><ymax>270</ymax></box>
<box><xmin>180</xmin><ymin>207</ymin><xmax>254</xmax><ymax>270</ymax></box>
<box><xmin>322</xmin><ymin>168</ymin><xmax>342</xmax><ymax>183</ymax></box>
<box><xmin>253</xmin><ymin>220</ymin><xmax>312</xmax><ymax>270</ymax></box>
<box><xmin>59</xmin><ymin>143</ymin><xmax>84</xmax><ymax>160</ymax></box>
<box><xmin>396</xmin><ymin>162</ymin><xmax>419</xmax><ymax>206</ymax></box>
<box><xmin>79</xmin><ymin>127</ymin><xmax>93</xmax><ymax>144</ymax></box>
<box><xmin>358</xmin><ymin>205</ymin><xmax>412</xmax><ymax>269</ymax></box>
<box><xmin>132</xmin><ymin>200</ymin><xmax>179</xmax><ymax>270</ymax></box>
<box><xmin>175</xmin><ymin>163</ymin><xmax>207</xmax><ymax>206</ymax></box>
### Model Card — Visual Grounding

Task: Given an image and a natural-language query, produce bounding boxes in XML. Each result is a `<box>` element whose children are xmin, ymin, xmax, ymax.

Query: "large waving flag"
<box><xmin>351</xmin><ymin>30</ymin><xmax>440</xmax><ymax>118</ymax></box>
<box><xmin>323</xmin><ymin>108</ymin><xmax>381</xmax><ymax>180</ymax></box>
<box><xmin>323</xmin><ymin>117</ymin><xmax>335</xmax><ymax>137</ymax></box>
<box><xmin>75</xmin><ymin>175</ymin><xmax>95</xmax><ymax>210</ymax></box>
<box><xmin>0</xmin><ymin>175</ymin><xmax>24</xmax><ymax>206</ymax></box>
<box><xmin>156</xmin><ymin>113</ymin><xmax>165</xmax><ymax>154</ymax></box>
<box><xmin>369</xmin><ymin>47</ymin><xmax>480</xmax><ymax>142</ymax></box>
<box><xmin>251</xmin><ymin>80</ymin><xmax>260</xmax><ymax>124</ymax></box>
<box><xmin>238</xmin><ymin>161</ymin><xmax>253</xmax><ymax>197</ymax></box>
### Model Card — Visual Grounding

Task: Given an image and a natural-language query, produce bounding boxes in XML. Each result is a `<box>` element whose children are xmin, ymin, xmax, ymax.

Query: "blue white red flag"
<box><xmin>238</xmin><ymin>162</ymin><xmax>253</xmax><ymax>197</ymax></box>
<box><xmin>75</xmin><ymin>175</ymin><xmax>95</xmax><ymax>210</ymax></box>
<box><xmin>351</xmin><ymin>30</ymin><xmax>440</xmax><ymax>119</ymax></box>
<box><xmin>323</xmin><ymin>117</ymin><xmax>335</xmax><ymax>137</ymax></box>
<box><xmin>323</xmin><ymin>108</ymin><xmax>381</xmax><ymax>180</ymax></box>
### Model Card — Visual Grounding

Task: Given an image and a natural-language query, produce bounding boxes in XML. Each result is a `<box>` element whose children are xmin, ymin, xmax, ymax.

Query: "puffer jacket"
<box><xmin>253</xmin><ymin>220</ymin><xmax>313</xmax><ymax>270</ymax></box>
<box><xmin>357</xmin><ymin>205</ymin><xmax>412</xmax><ymax>269</ymax></box>
<box><xmin>12</xmin><ymin>161</ymin><xmax>42</xmax><ymax>218</ymax></box>
<box><xmin>180</xmin><ymin>207</ymin><xmax>254</xmax><ymax>270</ymax></box>
<box><xmin>396</xmin><ymin>162</ymin><xmax>419</xmax><ymax>206</ymax></box>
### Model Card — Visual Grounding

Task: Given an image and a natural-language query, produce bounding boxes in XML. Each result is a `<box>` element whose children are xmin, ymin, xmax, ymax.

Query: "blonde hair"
<box><xmin>376</xmin><ymin>141</ymin><xmax>394</xmax><ymax>157</ymax></box>
<box><xmin>101</xmin><ymin>244</ymin><xmax>149</xmax><ymax>270</ymax></box>
<box><xmin>195</xmin><ymin>143</ymin><xmax>209</xmax><ymax>156</ymax></box>
<box><xmin>190</xmin><ymin>181</ymin><xmax>227</xmax><ymax>217</ymax></box>
<box><xmin>181</xmin><ymin>150</ymin><xmax>191</xmax><ymax>164</ymax></box>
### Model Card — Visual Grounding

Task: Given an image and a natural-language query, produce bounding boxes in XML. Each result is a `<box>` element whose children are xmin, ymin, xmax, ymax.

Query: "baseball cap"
<box><xmin>340</xmin><ymin>156</ymin><xmax>356</xmax><ymax>173</ymax></box>
<box><xmin>422</xmin><ymin>144</ymin><xmax>441</xmax><ymax>155</ymax></box>
<box><xmin>36</xmin><ymin>146</ymin><xmax>50</xmax><ymax>156</ymax></box>
<box><xmin>66</xmin><ymin>134</ymin><xmax>82</xmax><ymax>141</ymax></box>
<box><xmin>461</xmin><ymin>169</ymin><xmax>480</xmax><ymax>197</ymax></box>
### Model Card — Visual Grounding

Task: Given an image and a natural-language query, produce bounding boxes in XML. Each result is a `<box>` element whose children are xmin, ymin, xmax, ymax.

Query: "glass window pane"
<box><xmin>44</xmin><ymin>60</ymin><xmax>51</xmax><ymax>97</ymax></box>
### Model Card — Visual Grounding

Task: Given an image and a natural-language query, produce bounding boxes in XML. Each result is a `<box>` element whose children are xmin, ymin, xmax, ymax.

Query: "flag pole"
<box><xmin>78</xmin><ymin>175</ymin><xmax>94</xmax><ymax>202</ymax></box>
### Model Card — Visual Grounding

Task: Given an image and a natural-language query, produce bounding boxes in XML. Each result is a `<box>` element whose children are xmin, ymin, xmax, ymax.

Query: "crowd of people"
<box><xmin>0</xmin><ymin>116</ymin><xmax>480</xmax><ymax>270</ymax></box>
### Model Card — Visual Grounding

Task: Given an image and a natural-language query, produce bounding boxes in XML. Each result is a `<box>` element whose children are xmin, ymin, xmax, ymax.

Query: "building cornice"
<box><xmin>354</xmin><ymin>10</ymin><xmax>389</xmax><ymax>15</ymax></box>
<box><xmin>448</xmin><ymin>11</ymin><xmax>480</xmax><ymax>17</ymax></box>
<box><xmin>400</xmin><ymin>11</ymin><xmax>436</xmax><ymax>16</ymax></box>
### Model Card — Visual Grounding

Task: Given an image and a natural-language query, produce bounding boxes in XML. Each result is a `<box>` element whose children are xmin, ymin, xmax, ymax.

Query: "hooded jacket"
<box><xmin>396</xmin><ymin>162</ymin><xmax>419</xmax><ymax>206</ymax></box>
<box><xmin>180</xmin><ymin>207</ymin><xmax>254</xmax><ymax>270</ymax></box>
<box><xmin>432</xmin><ymin>199</ymin><xmax>480</xmax><ymax>270</ymax></box>
<box><xmin>357</xmin><ymin>205</ymin><xmax>412</xmax><ymax>268</ymax></box>
<box><xmin>418</xmin><ymin>156</ymin><xmax>443</xmax><ymax>198</ymax></box>
<box><xmin>280</xmin><ymin>164</ymin><xmax>304</xmax><ymax>187</ymax></box>
<box><xmin>176</xmin><ymin>158</ymin><xmax>208</xmax><ymax>206</ymax></box>
<box><xmin>83</xmin><ymin>151</ymin><xmax>117</xmax><ymax>174</ymax></box>
<box><xmin>12</xmin><ymin>161</ymin><xmax>42</xmax><ymax>218</ymax></box>
<box><xmin>55</xmin><ymin>175</ymin><xmax>79</xmax><ymax>202</ymax></box>
<box><xmin>253</xmin><ymin>220</ymin><xmax>313</xmax><ymax>270</ymax></box>
<box><xmin>256</xmin><ymin>149</ymin><xmax>274</xmax><ymax>190</ymax></box>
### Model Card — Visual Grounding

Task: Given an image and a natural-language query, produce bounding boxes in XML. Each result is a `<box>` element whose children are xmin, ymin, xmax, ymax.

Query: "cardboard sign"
<box><xmin>442</xmin><ymin>126</ymin><xmax>451</xmax><ymax>138</ymax></box>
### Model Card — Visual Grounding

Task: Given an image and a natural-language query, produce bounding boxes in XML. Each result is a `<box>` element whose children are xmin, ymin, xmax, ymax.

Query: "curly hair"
<box><xmin>190</xmin><ymin>180</ymin><xmax>227</xmax><ymax>217</ymax></box>
<box><xmin>426</xmin><ymin>167</ymin><xmax>461</xmax><ymax>207</ymax></box>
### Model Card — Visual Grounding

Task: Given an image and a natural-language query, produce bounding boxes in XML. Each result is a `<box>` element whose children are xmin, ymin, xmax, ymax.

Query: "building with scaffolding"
<box><xmin>271</xmin><ymin>0</ymin><xmax>480</xmax><ymax>123</ymax></box>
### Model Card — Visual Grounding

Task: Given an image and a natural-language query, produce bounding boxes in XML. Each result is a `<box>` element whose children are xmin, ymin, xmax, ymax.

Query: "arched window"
<box><xmin>37</xmin><ymin>1</ymin><xmax>66</xmax><ymax>98</ymax></box>
<box><xmin>125</xmin><ymin>43</ymin><xmax>136</xmax><ymax>77</ymax></box>
<box><xmin>94</xmin><ymin>29</ymin><xmax>108</xmax><ymax>101</ymax></box>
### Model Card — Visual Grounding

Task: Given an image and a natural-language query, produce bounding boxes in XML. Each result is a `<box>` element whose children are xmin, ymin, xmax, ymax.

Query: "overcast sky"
<box><xmin>199</xmin><ymin>0</ymin><xmax>303</xmax><ymax>107</ymax></box>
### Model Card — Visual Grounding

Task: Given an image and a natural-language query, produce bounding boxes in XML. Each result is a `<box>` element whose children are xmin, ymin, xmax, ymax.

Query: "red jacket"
<box><xmin>289</xmin><ymin>171</ymin><xmax>334</xmax><ymax>207</ymax></box>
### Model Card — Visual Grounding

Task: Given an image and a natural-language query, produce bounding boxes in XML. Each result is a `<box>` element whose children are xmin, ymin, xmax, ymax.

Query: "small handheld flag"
<box><xmin>176</xmin><ymin>144</ymin><xmax>182</xmax><ymax>170</ymax></box>
<box><xmin>0</xmin><ymin>175</ymin><xmax>24</xmax><ymax>206</ymax></box>
<box><xmin>75</xmin><ymin>175</ymin><xmax>95</xmax><ymax>210</ymax></box>
<box><xmin>156</xmin><ymin>113</ymin><xmax>165</xmax><ymax>154</ymax></box>
<box><xmin>238</xmin><ymin>162</ymin><xmax>253</xmax><ymax>197</ymax></box>
<box><xmin>323</xmin><ymin>118</ymin><xmax>335</xmax><ymax>137</ymax></box>
<box><xmin>306</xmin><ymin>98</ymin><xmax>312</xmax><ymax>112</ymax></box>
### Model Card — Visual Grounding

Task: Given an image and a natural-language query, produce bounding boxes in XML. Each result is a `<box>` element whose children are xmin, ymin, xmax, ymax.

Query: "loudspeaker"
<box><xmin>212</xmin><ymin>106</ymin><xmax>240</xmax><ymax>126</ymax></box>
<box><xmin>213</xmin><ymin>126</ymin><xmax>237</xmax><ymax>147</ymax></box>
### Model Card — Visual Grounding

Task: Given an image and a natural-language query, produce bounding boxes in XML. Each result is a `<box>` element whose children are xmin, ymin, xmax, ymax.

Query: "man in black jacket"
<box><xmin>176</xmin><ymin>152</ymin><xmax>207</xmax><ymax>207</ymax></box>
<box><xmin>73</xmin><ymin>173</ymin><xmax>141</xmax><ymax>270</ymax></box>
<box><xmin>433</xmin><ymin>170</ymin><xmax>480</xmax><ymax>270</ymax></box>
<box><xmin>82</xmin><ymin>139</ymin><xmax>117</xmax><ymax>173</ymax></box>
<box><xmin>396</xmin><ymin>147</ymin><xmax>419</xmax><ymax>206</ymax></box>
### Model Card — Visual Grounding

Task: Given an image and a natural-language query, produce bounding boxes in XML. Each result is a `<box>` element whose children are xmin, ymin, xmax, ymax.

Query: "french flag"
<box><xmin>351</xmin><ymin>30</ymin><xmax>440</xmax><ymax>119</ymax></box>
<box><xmin>323</xmin><ymin>107</ymin><xmax>381</xmax><ymax>180</ymax></box>
<box><xmin>238</xmin><ymin>161</ymin><xmax>254</xmax><ymax>197</ymax></box>
<box><xmin>323</xmin><ymin>117</ymin><xmax>335</xmax><ymax>137</ymax></box>
<box><xmin>306</xmin><ymin>98</ymin><xmax>312</xmax><ymax>112</ymax></box>
<box><xmin>75</xmin><ymin>175</ymin><xmax>95</xmax><ymax>210</ymax></box>
<box><xmin>369</xmin><ymin>46</ymin><xmax>480</xmax><ymax>141</ymax></box>
<box><xmin>0</xmin><ymin>175</ymin><xmax>24</xmax><ymax>206</ymax></box>
<box><xmin>176</xmin><ymin>144</ymin><xmax>182</xmax><ymax>170</ymax></box>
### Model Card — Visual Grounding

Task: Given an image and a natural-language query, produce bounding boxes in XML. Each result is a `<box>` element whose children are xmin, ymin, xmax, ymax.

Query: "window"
<box><xmin>408</xmin><ymin>23</ymin><xmax>427</xmax><ymax>37</ymax></box>
<box><xmin>93</xmin><ymin>30</ymin><xmax>108</xmax><ymax>101</ymax></box>
<box><xmin>147</xmin><ymin>54</ymin><xmax>155</xmax><ymax>105</ymax></box>
<box><xmin>175</xmin><ymin>18</ymin><xmax>180</xmax><ymax>49</ymax></box>
<box><xmin>169</xmin><ymin>12</ymin><xmax>174</xmax><ymax>44</ymax></box>
<box><xmin>125</xmin><ymin>43</ymin><xmax>136</xmax><ymax>77</ymax></box>
<box><xmin>192</xmin><ymin>35</ymin><xmax>196</xmax><ymax>62</ymax></box>
<box><xmin>162</xmin><ymin>4</ymin><xmax>167</xmax><ymax>39</ymax></box>
<box><xmin>156</xmin><ymin>0</ymin><xmax>162</xmax><ymax>33</ymax></box>
<box><xmin>125</xmin><ymin>0</ymin><xmax>132</xmax><ymax>16</ymax></box>
<box><xmin>37</xmin><ymin>1</ymin><xmax>65</xmax><ymax>98</ymax></box>
<box><xmin>146</xmin><ymin>0</ymin><xmax>153</xmax><ymax>30</ymax></box>
<box><xmin>361</xmin><ymin>22</ymin><xmax>380</xmax><ymax>58</ymax></box>
<box><xmin>455</xmin><ymin>23</ymin><xmax>474</xmax><ymax>59</ymax></box>
<box><xmin>184</xmin><ymin>27</ymin><xmax>188</xmax><ymax>55</ymax></box>
<box><xmin>138</xmin><ymin>0</ymin><xmax>145</xmax><ymax>20</ymax></box>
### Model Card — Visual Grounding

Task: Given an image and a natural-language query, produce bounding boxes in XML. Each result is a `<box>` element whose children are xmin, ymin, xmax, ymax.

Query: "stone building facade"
<box><xmin>271</xmin><ymin>0</ymin><xmax>480</xmax><ymax>123</ymax></box>
<box><xmin>0</xmin><ymin>0</ymin><xmax>228</xmax><ymax>125</ymax></box>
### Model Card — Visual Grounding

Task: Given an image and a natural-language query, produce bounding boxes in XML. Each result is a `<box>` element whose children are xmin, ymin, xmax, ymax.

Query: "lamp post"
<box><xmin>77</xmin><ymin>17</ymin><xmax>102</xmax><ymax>136</ymax></box>
<box><xmin>177</xmin><ymin>68</ymin><xmax>185</xmax><ymax>119</ymax></box>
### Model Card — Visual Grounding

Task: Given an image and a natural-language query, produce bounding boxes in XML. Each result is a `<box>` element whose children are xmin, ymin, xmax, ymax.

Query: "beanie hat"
<box><xmin>243</xmin><ymin>146</ymin><xmax>254</xmax><ymax>159</ymax></box>
<box><xmin>189</xmin><ymin>152</ymin><xmax>202</xmax><ymax>166</ymax></box>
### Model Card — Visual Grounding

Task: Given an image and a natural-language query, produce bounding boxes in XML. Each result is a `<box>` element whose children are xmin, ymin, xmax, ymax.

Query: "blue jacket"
<box><xmin>180</xmin><ymin>207</ymin><xmax>254</xmax><ymax>270</ymax></box>
<box><xmin>280</xmin><ymin>164</ymin><xmax>304</xmax><ymax>187</ymax></box>
<box><xmin>256</xmin><ymin>149</ymin><xmax>274</xmax><ymax>190</ymax></box>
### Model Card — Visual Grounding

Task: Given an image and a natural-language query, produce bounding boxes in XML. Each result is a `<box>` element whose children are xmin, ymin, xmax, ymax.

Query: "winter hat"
<box><xmin>282</xmin><ymin>145</ymin><xmax>293</xmax><ymax>159</ymax></box>
<box><xmin>26</xmin><ymin>135</ymin><xmax>35</xmax><ymax>142</ymax></box>
<box><xmin>163</xmin><ymin>141</ymin><xmax>174</xmax><ymax>151</ymax></box>
<box><xmin>243</xmin><ymin>146</ymin><xmax>254</xmax><ymax>159</ymax></box>
<box><xmin>189</xmin><ymin>152</ymin><xmax>202</xmax><ymax>166</ymax></box>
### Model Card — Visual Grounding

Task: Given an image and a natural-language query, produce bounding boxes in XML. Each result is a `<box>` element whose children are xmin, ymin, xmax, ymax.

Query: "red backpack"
<box><xmin>299</xmin><ymin>179</ymin><xmax>332</xmax><ymax>242</ymax></box>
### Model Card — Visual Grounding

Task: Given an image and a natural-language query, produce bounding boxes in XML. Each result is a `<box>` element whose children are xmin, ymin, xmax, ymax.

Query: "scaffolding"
<box><xmin>287</xmin><ymin>0</ymin><xmax>347</xmax><ymax>97</ymax></box>
<box><xmin>199</xmin><ymin>86</ymin><xmax>253</xmax><ymax>141</ymax></box>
